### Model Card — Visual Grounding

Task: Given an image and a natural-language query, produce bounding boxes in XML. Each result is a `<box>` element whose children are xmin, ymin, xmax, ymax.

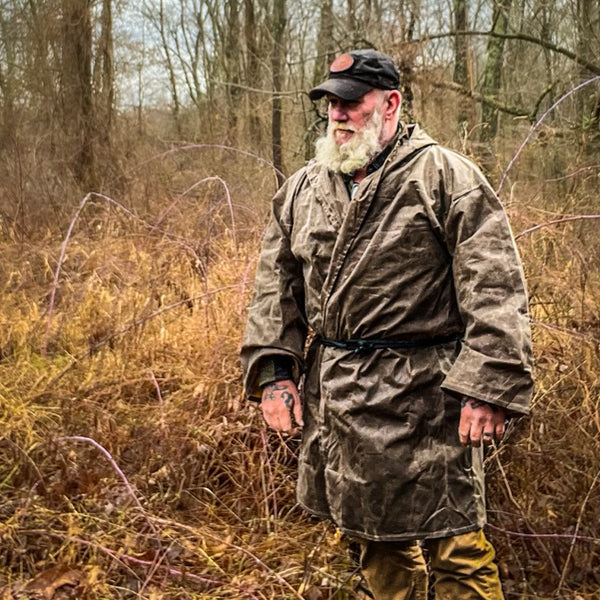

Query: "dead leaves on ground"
<box><xmin>2</xmin><ymin>565</ymin><xmax>86</xmax><ymax>600</ymax></box>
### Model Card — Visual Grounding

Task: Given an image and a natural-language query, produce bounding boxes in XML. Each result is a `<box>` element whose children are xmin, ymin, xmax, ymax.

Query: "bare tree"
<box><xmin>453</xmin><ymin>0</ymin><xmax>473</xmax><ymax>127</ymax></box>
<box><xmin>313</xmin><ymin>0</ymin><xmax>335</xmax><ymax>88</ymax></box>
<box><xmin>272</xmin><ymin>0</ymin><xmax>286</xmax><ymax>185</ymax></box>
<box><xmin>575</xmin><ymin>0</ymin><xmax>600</xmax><ymax>143</ymax></box>
<box><xmin>94</xmin><ymin>0</ymin><xmax>115</xmax><ymax>145</ymax></box>
<box><xmin>0</xmin><ymin>2</ymin><xmax>18</xmax><ymax>151</ymax></box>
<box><xmin>244</xmin><ymin>0</ymin><xmax>262</xmax><ymax>145</ymax></box>
<box><xmin>60</xmin><ymin>0</ymin><xmax>95</xmax><ymax>185</ymax></box>
<box><xmin>480</xmin><ymin>0</ymin><xmax>513</xmax><ymax>142</ymax></box>
<box><xmin>155</xmin><ymin>0</ymin><xmax>182</xmax><ymax>135</ymax></box>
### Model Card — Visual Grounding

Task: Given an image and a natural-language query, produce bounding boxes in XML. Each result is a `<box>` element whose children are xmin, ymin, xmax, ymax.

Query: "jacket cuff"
<box><xmin>257</xmin><ymin>356</ymin><xmax>294</xmax><ymax>389</ymax></box>
<box><xmin>243</xmin><ymin>348</ymin><xmax>302</xmax><ymax>401</ymax></box>
<box><xmin>441</xmin><ymin>344</ymin><xmax>533</xmax><ymax>415</ymax></box>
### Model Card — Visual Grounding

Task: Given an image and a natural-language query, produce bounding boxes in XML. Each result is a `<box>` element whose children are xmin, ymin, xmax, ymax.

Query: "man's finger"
<box><xmin>494</xmin><ymin>420</ymin><xmax>505</xmax><ymax>443</ymax></box>
<box><xmin>458</xmin><ymin>416</ymin><xmax>471</xmax><ymax>446</ymax></box>
<box><xmin>470</xmin><ymin>426</ymin><xmax>482</xmax><ymax>448</ymax></box>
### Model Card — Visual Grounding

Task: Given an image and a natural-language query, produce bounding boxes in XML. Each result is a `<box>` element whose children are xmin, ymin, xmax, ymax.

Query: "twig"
<box><xmin>238</xmin><ymin>256</ymin><xmax>256</xmax><ymax>315</ymax></box>
<box><xmin>488</xmin><ymin>447</ymin><xmax>564</xmax><ymax>579</ymax></box>
<box><xmin>489</xmin><ymin>444</ymin><xmax>521</xmax><ymax>511</ymax></box>
<box><xmin>43</xmin><ymin>191</ymin><xmax>211</xmax><ymax>356</ymax></box>
<box><xmin>123</xmin><ymin>553</ymin><xmax>228</xmax><ymax>591</ymax></box>
<box><xmin>544</xmin><ymin>164</ymin><xmax>600</xmax><ymax>182</ymax></box>
<box><xmin>17</xmin><ymin>529</ymin><xmax>260</xmax><ymax>597</ymax></box>
<box><xmin>497</xmin><ymin>75</ymin><xmax>600</xmax><ymax>195</ymax></box>
<box><xmin>149</xmin><ymin>370</ymin><xmax>166</xmax><ymax>432</ymax></box>
<box><xmin>300</xmin><ymin>524</ymin><xmax>331</xmax><ymax>592</ymax></box>
<box><xmin>45</xmin><ymin>284</ymin><xmax>239</xmax><ymax>386</ymax></box>
<box><xmin>139</xmin><ymin>541</ymin><xmax>170</xmax><ymax>596</ymax></box>
<box><xmin>152</xmin><ymin>175</ymin><xmax>238</xmax><ymax>254</ymax></box>
<box><xmin>531</xmin><ymin>320</ymin><xmax>600</xmax><ymax>345</ymax></box>
<box><xmin>33</xmin><ymin>439</ymin><xmax>302</xmax><ymax>597</ymax></box>
<box><xmin>54</xmin><ymin>436</ymin><xmax>159</xmax><ymax>538</ymax></box>
<box><xmin>486</xmin><ymin>523</ymin><xmax>600</xmax><ymax>544</ymax></box>
<box><xmin>416</xmin><ymin>30</ymin><xmax>600</xmax><ymax>75</ymax></box>
<box><xmin>44</xmin><ymin>193</ymin><xmax>92</xmax><ymax>356</ymax></box>
<box><xmin>556</xmin><ymin>466</ymin><xmax>600</xmax><ymax>595</ymax></box>
<box><xmin>148</xmin><ymin>515</ymin><xmax>306</xmax><ymax>599</ymax></box>
<box><xmin>210</xmin><ymin>79</ymin><xmax>301</xmax><ymax>97</ymax></box>
<box><xmin>426</xmin><ymin>79</ymin><xmax>529</xmax><ymax>117</ymax></box>
<box><xmin>122</xmin><ymin>143</ymin><xmax>286</xmax><ymax>190</ymax></box>
<box><xmin>260</xmin><ymin>428</ymin><xmax>278</xmax><ymax>530</ymax></box>
<box><xmin>515</xmin><ymin>214</ymin><xmax>600</xmax><ymax>239</ymax></box>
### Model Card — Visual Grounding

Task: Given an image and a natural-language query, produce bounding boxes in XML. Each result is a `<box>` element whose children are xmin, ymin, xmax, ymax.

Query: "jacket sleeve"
<box><xmin>438</xmin><ymin>156</ymin><xmax>534</xmax><ymax>415</ymax></box>
<box><xmin>240</xmin><ymin>171</ymin><xmax>309</xmax><ymax>400</ymax></box>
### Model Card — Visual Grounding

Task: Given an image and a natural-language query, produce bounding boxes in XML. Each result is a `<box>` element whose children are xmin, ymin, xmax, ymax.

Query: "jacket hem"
<box><xmin>336</xmin><ymin>520</ymin><xmax>486</xmax><ymax>543</ymax></box>
<box><xmin>296</xmin><ymin>498</ymin><xmax>333</xmax><ymax>522</ymax></box>
<box><xmin>297</xmin><ymin>497</ymin><xmax>486</xmax><ymax>542</ymax></box>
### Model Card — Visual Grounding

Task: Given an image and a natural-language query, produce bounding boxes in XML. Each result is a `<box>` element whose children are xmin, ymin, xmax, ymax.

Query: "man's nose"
<box><xmin>329</xmin><ymin>105</ymin><xmax>348</xmax><ymax>121</ymax></box>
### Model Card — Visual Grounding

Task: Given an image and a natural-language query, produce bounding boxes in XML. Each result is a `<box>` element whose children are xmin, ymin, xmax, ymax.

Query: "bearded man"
<box><xmin>241</xmin><ymin>49</ymin><xmax>533</xmax><ymax>600</ymax></box>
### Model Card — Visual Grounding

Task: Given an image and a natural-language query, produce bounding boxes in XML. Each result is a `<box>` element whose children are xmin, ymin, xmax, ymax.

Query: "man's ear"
<box><xmin>385</xmin><ymin>90</ymin><xmax>402</xmax><ymax>119</ymax></box>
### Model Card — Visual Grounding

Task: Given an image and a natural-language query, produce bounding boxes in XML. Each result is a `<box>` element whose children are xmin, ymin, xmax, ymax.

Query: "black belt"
<box><xmin>317</xmin><ymin>332</ymin><xmax>463</xmax><ymax>355</ymax></box>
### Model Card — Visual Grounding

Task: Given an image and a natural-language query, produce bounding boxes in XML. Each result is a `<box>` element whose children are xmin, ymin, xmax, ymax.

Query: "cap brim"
<box><xmin>308</xmin><ymin>78</ymin><xmax>373</xmax><ymax>101</ymax></box>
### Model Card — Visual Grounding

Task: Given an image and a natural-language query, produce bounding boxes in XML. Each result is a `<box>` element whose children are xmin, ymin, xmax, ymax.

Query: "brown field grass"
<box><xmin>0</xmin><ymin>134</ymin><xmax>599</xmax><ymax>599</ymax></box>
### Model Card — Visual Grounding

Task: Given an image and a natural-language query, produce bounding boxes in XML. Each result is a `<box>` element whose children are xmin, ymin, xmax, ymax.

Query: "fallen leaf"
<box><xmin>302</xmin><ymin>587</ymin><xmax>324</xmax><ymax>600</ymax></box>
<box><xmin>22</xmin><ymin>566</ymin><xmax>82</xmax><ymax>600</ymax></box>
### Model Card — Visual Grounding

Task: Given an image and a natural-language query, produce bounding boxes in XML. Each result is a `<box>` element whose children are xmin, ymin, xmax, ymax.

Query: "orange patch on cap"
<box><xmin>330</xmin><ymin>54</ymin><xmax>354</xmax><ymax>73</ymax></box>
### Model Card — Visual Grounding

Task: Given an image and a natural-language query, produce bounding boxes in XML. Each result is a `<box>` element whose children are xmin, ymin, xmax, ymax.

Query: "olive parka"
<box><xmin>241</xmin><ymin>124</ymin><xmax>534</xmax><ymax>541</ymax></box>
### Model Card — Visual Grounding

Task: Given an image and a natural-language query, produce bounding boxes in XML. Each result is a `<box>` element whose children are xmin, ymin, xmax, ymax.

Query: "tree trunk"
<box><xmin>576</xmin><ymin>0</ymin><xmax>600</xmax><ymax>142</ymax></box>
<box><xmin>244</xmin><ymin>0</ymin><xmax>262</xmax><ymax>147</ymax></box>
<box><xmin>25</xmin><ymin>0</ymin><xmax>57</xmax><ymax>153</ymax></box>
<box><xmin>453</xmin><ymin>0</ymin><xmax>472</xmax><ymax>127</ymax></box>
<box><xmin>313</xmin><ymin>0</ymin><xmax>334</xmax><ymax>88</ymax></box>
<box><xmin>347</xmin><ymin>0</ymin><xmax>358</xmax><ymax>46</ymax></box>
<box><xmin>0</xmin><ymin>7</ymin><xmax>17</xmax><ymax>152</ymax></box>
<box><xmin>398</xmin><ymin>0</ymin><xmax>418</xmax><ymax>120</ymax></box>
<box><xmin>95</xmin><ymin>0</ymin><xmax>114</xmax><ymax>146</ymax></box>
<box><xmin>61</xmin><ymin>0</ymin><xmax>95</xmax><ymax>186</ymax></box>
<box><xmin>271</xmin><ymin>0</ymin><xmax>286</xmax><ymax>187</ymax></box>
<box><xmin>480</xmin><ymin>0</ymin><xmax>513</xmax><ymax>142</ymax></box>
<box><xmin>224</xmin><ymin>0</ymin><xmax>241</xmax><ymax>144</ymax></box>
<box><xmin>158</xmin><ymin>0</ymin><xmax>182</xmax><ymax>136</ymax></box>
<box><xmin>307</xmin><ymin>0</ymin><xmax>334</xmax><ymax>161</ymax></box>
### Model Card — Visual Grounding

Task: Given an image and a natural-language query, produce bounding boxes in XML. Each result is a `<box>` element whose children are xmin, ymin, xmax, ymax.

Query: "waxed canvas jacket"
<box><xmin>241</xmin><ymin>124</ymin><xmax>534</xmax><ymax>541</ymax></box>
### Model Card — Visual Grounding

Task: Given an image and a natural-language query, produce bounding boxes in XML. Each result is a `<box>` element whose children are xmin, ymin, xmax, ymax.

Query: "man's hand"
<box><xmin>260</xmin><ymin>379</ymin><xmax>303</xmax><ymax>432</ymax></box>
<box><xmin>459</xmin><ymin>398</ymin><xmax>505</xmax><ymax>447</ymax></box>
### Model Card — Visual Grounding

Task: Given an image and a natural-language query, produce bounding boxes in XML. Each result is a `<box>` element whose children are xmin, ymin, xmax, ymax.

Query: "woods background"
<box><xmin>0</xmin><ymin>0</ymin><xmax>599</xmax><ymax>598</ymax></box>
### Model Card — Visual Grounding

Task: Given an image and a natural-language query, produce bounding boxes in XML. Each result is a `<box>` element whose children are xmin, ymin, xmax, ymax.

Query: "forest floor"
<box><xmin>0</xmin><ymin>136</ymin><xmax>599</xmax><ymax>599</ymax></box>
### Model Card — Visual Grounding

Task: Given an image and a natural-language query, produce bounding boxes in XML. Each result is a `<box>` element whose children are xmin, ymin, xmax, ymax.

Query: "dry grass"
<box><xmin>0</xmin><ymin>137</ymin><xmax>599</xmax><ymax>599</ymax></box>
<box><xmin>0</xmin><ymin>157</ymin><xmax>362</xmax><ymax>599</ymax></box>
<box><xmin>485</xmin><ymin>171</ymin><xmax>600</xmax><ymax>598</ymax></box>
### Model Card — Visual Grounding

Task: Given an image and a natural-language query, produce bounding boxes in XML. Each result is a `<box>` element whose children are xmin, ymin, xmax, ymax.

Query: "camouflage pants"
<box><xmin>359</xmin><ymin>530</ymin><xmax>504</xmax><ymax>600</ymax></box>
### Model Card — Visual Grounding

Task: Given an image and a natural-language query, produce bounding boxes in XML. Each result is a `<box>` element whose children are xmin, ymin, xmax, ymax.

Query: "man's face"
<box><xmin>314</xmin><ymin>88</ymin><xmax>401</xmax><ymax>175</ymax></box>
<box><xmin>326</xmin><ymin>89</ymin><xmax>386</xmax><ymax>146</ymax></box>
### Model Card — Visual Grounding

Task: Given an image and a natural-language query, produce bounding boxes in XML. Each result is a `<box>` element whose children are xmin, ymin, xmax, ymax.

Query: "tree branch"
<box><xmin>418</xmin><ymin>30</ymin><xmax>600</xmax><ymax>75</ymax></box>
<box><xmin>425</xmin><ymin>78</ymin><xmax>530</xmax><ymax>118</ymax></box>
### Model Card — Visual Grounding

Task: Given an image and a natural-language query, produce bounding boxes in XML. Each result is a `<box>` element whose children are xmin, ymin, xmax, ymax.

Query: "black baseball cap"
<box><xmin>309</xmin><ymin>49</ymin><xmax>400</xmax><ymax>101</ymax></box>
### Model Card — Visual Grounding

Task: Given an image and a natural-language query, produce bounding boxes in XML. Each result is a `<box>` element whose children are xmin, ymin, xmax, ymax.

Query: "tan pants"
<box><xmin>359</xmin><ymin>530</ymin><xmax>504</xmax><ymax>600</ymax></box>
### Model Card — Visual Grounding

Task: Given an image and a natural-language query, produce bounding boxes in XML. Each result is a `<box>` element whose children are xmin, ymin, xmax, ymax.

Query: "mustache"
<box><xmin>330</xmin><ymin>122</ymin><xmax>357</xmax><ymax>133</ymax></box>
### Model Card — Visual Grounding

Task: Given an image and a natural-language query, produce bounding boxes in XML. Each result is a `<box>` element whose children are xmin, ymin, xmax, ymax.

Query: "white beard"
<box><xmin>314</xmin><ymin>108</ymin><xmax>384</xmax><ymax>175</ymax></box>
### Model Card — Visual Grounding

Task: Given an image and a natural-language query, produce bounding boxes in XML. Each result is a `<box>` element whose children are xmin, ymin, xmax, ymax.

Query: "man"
<box><xmin>241</xmin><ymin>49</ymin><xmax>533</xmax><ymax>599</ymax></box>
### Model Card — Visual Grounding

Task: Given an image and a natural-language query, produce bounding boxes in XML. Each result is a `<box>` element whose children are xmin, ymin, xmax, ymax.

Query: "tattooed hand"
<box><xmin>260</xmin><ymin>379</ymin><xmax>303</xmax><ymax>432</ymax></box>
<box><xmin>459</xmin><ymin>398</ymin><xmax>506</xmax><ymax>447</ymax></box>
